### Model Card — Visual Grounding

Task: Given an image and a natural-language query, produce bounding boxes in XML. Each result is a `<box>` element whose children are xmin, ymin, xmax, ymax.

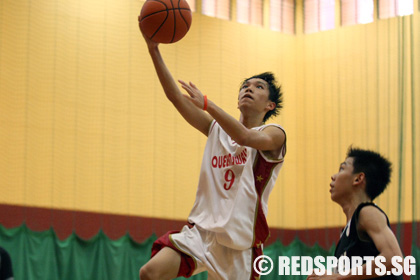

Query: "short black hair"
<box><xmin>347</xmin><ymin>147</ymin><xmax>392</xmax><ymax>200</ymax></box>
<box><xmin>241</xmin><ymin>72</ymin><xmax>283</xmax><ymax>123</ymax></box>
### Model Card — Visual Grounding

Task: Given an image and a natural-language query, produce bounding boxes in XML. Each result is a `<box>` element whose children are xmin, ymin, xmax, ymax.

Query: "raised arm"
<box><xmin>179</xmin><ymin>81</ymin><xmax>285</xmax><ymax>156</ymax></box>
<box><xmin>140</xmin><ymin>20</ymin><xmax>213</xmax><ymax>136</ymax></box>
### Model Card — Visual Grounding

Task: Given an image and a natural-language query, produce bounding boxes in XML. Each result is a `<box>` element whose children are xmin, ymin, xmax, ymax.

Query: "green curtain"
<box><xmin>0</xmin><ymin>224</ymin><xmax>334</xmax><ymax>280</ymax></box>
<box><xmin>0</xmin><ymin>223</ymin><xmax>208</xmax><ymax>280</ymax></box>
<box><xmin>0</xmin><ymin>224</ymin><xmax>155</xmax><ymax>280</ymax></box>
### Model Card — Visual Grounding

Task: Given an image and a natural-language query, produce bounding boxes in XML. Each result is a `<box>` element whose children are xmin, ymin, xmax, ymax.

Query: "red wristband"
<box><xmin>203</xmin><ymin>95</ymin><xmax>208</xmax><ymax>111</ymax></box>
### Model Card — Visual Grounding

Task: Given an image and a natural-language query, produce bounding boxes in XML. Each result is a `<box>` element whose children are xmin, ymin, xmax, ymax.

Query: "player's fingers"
<box><xmin>189</xmin><ymin>82</ymin><xmax>204</xmax><ymax>97</ymax></box>
<box><xmin>179</xmin><ymin>81</ymin><xmax>191</xmax><ymax>91</ymax></box>
<box><xmin>179</xmin><ymin>80</ymin><xmax>192</xmax><ymax>91</ymax></box>
<box><xmin>189</xmin><ymin>82</ymin><xmax>201</xmax><ymax>94</ymax></box>
<box><xmin>179</xmin><ymin>80</ymin><xmax>195</xmax><ymax>94</ymax></box>
<box><xmin>180</xmin><ymin>85</ymin><xmax>193</xmax><ymax>96</ymax></box>
<box><xmin>186</xmin><ymin>88</ymin><xmax>197</xmax><ymax>97</ymax></box>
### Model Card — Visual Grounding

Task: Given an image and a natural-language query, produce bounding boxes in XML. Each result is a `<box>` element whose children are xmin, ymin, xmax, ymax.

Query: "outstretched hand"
<box><xmin>178</xmin><ymin>80</ymin><xmax>206</xmax><ymax>110</ymax></box>
<box><xmin>138</xmin><ymin>15</ymin><xmax>159</xmax><ymax>49</ymax></box>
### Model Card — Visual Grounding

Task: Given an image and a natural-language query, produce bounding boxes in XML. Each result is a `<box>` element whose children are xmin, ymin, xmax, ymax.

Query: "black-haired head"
<box><xmin>241</xmin><ymin>72</ymin><xmax>283</xmax><ymax>123</ymax></box>
<box><xmin>347</xmin><ymin>147</ymin><xmax>392</xmax><ymax>200</ymax></box>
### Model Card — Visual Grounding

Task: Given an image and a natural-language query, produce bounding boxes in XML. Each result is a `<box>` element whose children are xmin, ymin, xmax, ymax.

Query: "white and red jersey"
<box><xmin>188</xmin><ymin>120</ymin><xmax>286</xmax><ymax>250</ymax></box>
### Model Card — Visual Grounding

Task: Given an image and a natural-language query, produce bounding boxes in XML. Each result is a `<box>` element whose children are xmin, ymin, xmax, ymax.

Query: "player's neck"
<box><xmin>341</xmin><ymin>196</ymin><xmax>372</xmax><ymax>223</ymax></box>
<box><xmin>239</xmin><ymin>114</ymin><xmax>264</xmax><ymax>129</ymax></box>
<box><xmin>342</xmin><ymin>202</ymin><xmax>357</xmax><ymax>223</ymax></box>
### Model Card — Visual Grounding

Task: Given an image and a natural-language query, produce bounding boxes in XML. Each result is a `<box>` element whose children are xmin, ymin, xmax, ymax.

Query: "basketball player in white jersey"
<box><xmin>139</xmin><ymin>21</ymin><xmax>286</xmax><ymax>280</ymax></box>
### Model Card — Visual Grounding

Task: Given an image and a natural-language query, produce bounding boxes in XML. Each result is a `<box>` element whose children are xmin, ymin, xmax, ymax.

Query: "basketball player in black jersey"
<box><xmin>307</xmin><ymin>147</ymin><xmax>404</xmax><ymax>280</ymax></box>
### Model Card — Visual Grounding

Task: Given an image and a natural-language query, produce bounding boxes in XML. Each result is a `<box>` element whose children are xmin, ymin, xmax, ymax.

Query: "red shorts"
<box><xmin>151</xmin><ymin>230</ymin><xmax>196</xmax><ymax>278</ymax></box>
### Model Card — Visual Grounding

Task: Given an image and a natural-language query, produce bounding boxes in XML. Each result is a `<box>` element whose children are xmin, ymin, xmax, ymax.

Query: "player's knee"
<box><xmin>139</xmin><ymin>264</ymin><xmax>156</xmax><ymax>280</ymax></box>
<box><xmin>139</xmin><ymin>265</ymin><xmax>150</xmax><ymax>280</ymax></box>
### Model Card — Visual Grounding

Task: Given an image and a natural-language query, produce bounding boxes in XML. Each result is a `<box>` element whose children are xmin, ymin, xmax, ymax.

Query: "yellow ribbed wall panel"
<box><xmin>0</xmin><ymin>0</ymin><xmax>418</xmax><ymax>229</ymax></box>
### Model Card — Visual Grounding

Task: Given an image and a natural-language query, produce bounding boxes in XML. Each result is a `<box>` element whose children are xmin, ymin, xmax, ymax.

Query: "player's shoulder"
<box><xmin>357</xmin><ymin>203</ymin><xmax>388</xmax><ymax>230</ymax></box>
<box><xmin>259</xmin><ymin>123</ymin><xmax>285</xmax><ymax>130</ymax></box>
<box><xmin>359</xmin><ymin>205</ymin><xmax>385</xmax><ymax>218</ymax></box>
<box><xmin>259</xmin><ymin>123</ymin><xmax>286</xmax><ymax>137</ymax></box>
<box><xmin>357</xmin><ymin>202</ymin><xmax>385</xmax><ymax>215</ymax></box>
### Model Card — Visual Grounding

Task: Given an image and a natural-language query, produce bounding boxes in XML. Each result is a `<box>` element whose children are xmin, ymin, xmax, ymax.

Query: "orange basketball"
<box><xmin>139</xmin><ymin>0</ymin><xmax>192</xmax><ymax>44</ymax></box>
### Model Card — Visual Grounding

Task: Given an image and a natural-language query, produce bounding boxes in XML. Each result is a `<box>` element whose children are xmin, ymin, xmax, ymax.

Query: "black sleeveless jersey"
<box><xmin>334</xmin><ymin>202</ymin><xmax>403</xmax><ymax>280</ymax></box>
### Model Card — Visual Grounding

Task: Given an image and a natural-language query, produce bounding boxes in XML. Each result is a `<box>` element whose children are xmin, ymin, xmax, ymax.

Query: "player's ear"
<box><xmin>266</xmin><ymin>101</ymin><xmax>276</xmax><ymax>111</ymax></box>
<box><xmin>353</xmin><ymin>172</ymin><xmax>365</xmax><ymax>185</ymax></box>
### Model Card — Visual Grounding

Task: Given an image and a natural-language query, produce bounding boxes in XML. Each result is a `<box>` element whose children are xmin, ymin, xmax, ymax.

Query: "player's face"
<box><xmin>329</xmin><ymin>157</ymin><xmax>356</xmax><ymax>203</ymax></box>
<box><xmin>237</xmin><ymin>78</ymin><xmax>272</xmax><ymax>111</ymax></box>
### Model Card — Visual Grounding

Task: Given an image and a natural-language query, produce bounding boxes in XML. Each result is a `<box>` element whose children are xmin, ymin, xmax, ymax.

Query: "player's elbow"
<box><xmin>381</xmin><ymin>250</ymin><xmax>404</xmax><ymax>270</ymax></box>
<box><xmin>235</xmin><ymin>128</ymin><xmax>258</xmax><ymax>146</ymax></box>
<box><xmin>166</xmin><ymin>92</ymin><xmax>179</xmax><ymax>104</ymax></box>
<box><xmin>169</xmin><ymin>93</ymin><xmax>186</xmax><ymax>107</ymax></box>
<box><xmin>233</xmin><ymin>133</ymin><xmax>249</xmax><ymax>146</ymax></box>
